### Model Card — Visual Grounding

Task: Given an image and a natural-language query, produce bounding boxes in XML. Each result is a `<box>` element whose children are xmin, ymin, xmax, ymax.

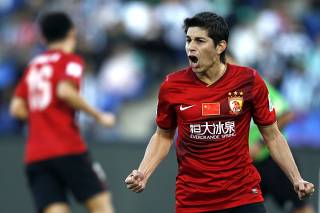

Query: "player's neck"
<box><xmin>196</xmin><ymin>62</ymin><xmax>227</xmax><ymax>86</ymax></box>
<box><xmin>47</xmin><ymin>41</ymin><xmax>73</xmax><ymax>53</ymax></box>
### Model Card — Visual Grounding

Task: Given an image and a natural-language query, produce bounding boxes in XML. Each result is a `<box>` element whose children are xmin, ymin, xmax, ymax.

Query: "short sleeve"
<box><xmin>156</xmin><ymin>80</ymin><xmax>177</xmax><ymax>130</ymax></box>
<box><xmin>60</xmin><ymin>55</ymin><xmax>84</xmax><ymax>87</ymax></box>
<box><xmin>14</xmin><ymin>71</ymin><xmax>28</xmax><ymax>100</ymax></box>
<box><xmin>252</xmin><ymin>71</ymin><xmax>276</xmax><ymax>126</ymax></box>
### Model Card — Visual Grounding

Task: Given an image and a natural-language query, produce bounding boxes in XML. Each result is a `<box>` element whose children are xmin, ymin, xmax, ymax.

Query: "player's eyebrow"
<box><xmin>186</xmin><ymin>35</ymin><xmax>207</xmax><ymax>40</ymax></box>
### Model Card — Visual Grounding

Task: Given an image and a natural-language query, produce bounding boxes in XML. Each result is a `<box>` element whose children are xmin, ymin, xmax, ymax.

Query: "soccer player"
<box><xmin>10</xmin><ymin>12</ymin><xmax>115</xmax><ymax>213</ymax></box>
<box><xmin>125</xmin><ymin>12</ymin><xmax>314</xmax><ymax>213</ymax></box>
<box><xmin>249</xmin><ymin>83</ymin><xmax>315</xmax><ymax>213</ymax></box>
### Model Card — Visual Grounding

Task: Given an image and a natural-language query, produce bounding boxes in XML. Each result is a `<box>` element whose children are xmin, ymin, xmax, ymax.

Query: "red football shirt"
<box><xmin>156</xmin><ymin>63</ymin><xmax>276</xmax><ymax>212</ymax></box>
<box><xmin>15</xmin><ymin>50</ymin><xmax>87</xmax><ymax>164</ymax></box>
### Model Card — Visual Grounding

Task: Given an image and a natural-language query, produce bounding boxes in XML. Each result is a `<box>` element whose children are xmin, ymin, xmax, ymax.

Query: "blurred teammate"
<box><xmin>249</xmin><ymin>83</ymin><xmax>315</xmax><ymax>213</ymax></box>
<box><xmin>10</xmin><ymin>12</ymin><xmax>115</xmax><ymax>213</ymax></box>
<box><xmin>227</xmin><ymin>52</ymin><xmax>316</xmax><ymax>213</ymax></box>
<box><xmin>125</xmin><ymin>12</ymin><xmax>314</xmax><ymax>213</ymax></box>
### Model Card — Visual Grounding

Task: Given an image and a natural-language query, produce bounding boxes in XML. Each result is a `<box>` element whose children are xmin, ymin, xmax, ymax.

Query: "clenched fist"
<box><xmin>125</xmin><ymin>170</ymin><xmax>146</xmax><ymax>193</ymax></box>
<box><xmin>293</xmin><ymin>179</ymin><xmax>315</xmax><ymax>200</ymax></box>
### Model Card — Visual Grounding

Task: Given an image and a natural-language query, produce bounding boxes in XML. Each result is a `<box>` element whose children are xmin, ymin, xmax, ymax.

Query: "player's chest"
<box><xmin>172</xmin><ymin>87</ymin><xmax>251</xmax><ymax>121</ymax></box>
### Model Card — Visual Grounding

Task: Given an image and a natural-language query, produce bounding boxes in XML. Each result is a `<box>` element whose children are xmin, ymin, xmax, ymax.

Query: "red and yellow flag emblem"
<box><xmin>202</xmin><ymin>103</ymin><xmax>220</xmax><ymax>116</ymax></box>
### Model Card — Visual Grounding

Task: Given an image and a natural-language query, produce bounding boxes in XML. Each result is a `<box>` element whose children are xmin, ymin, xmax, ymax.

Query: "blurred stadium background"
<box><xmin>0</xmin><ymin>0</ymin><xmax>319</xmax><ymax>212</ymax></box>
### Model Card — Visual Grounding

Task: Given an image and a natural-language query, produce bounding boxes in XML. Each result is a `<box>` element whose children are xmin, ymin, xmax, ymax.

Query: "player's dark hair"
<box><xmin>39</xmin><ymin>12</ymin><xmax>74</xmax><ymax>43</ymax></box>
<box><xmin>183</xmin><ymin>12</ymin><xmax>229</xmax><ymax>63</ymax></box>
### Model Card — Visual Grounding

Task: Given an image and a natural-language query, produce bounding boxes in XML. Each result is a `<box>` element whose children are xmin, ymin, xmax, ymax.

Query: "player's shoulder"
<box><xmin>229</xmin><ymin>63</ymin><xmax>257</xmax><ymax>76</ymax></box>
<box><xmin>228</xmin><ymin>63</ymin><xmax>260</xmax><ymax>82</ymax></box>
<box><xmin>60</xmin><ymin>52</ymin><xmax>84</xmax><ymax>66</ymax></box>
<box><xmin>161</xmin><ymin>67</ymin><xmax>190</xmax><ymax>86</ymax></box>
<box><xmin>27</xmin><ymin>51</ymin><xmax>84</xmax><ymax>79</ymax></box>
<box><xmin>50</xmin><ymin>52</ymin><xmax>84</xmax><ymax>78</ymax></box>
<box><xmin>61</xmin><ymin>53</ymin><xmax>84</xmax><ymax>78</ymax></box>
<box><xmin>29</xmin><ymin>50</ymin><xmax>83</xmax><ymax>66</ymax></box>
<box><xmin>66</xmin><ymin>53</ymin><xmax>83</xmax><ymax>63</ymax></box>
<box><xmin>29</xmin><ymin>51</ymin><xmax>59</xmax><ymax>66</ymax></box>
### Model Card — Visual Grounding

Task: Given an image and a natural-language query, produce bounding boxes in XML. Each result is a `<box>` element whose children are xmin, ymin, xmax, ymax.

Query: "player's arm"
<box><xmin>57</xmin><ymin>80</ymin><xmax>115</xmax><ymax>127</ymax></box>
<box><xmin>259</xmin><ymin>123</ymin><xmax>315</xmax><ymax>199</ymax></box>
<box><xmin>125</xmin><ymin>126</ymin><xmax>175</xmax><ymax>193</ymax></box>
<box><xmin>249</xmin><ymin>111</ymin><xmax>295</xmax><ymax>159</ymax></box>
<box><xmin>10</xmin><ymin>96</ymin><xmax>28</xmax><ymax>120</ymax></box>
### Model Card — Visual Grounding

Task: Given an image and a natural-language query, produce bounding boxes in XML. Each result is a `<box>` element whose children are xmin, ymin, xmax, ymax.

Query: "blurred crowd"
<box><xmin>0</xmin><ymin>0</ymin><xmax>319</xmax><ymax>143</ymax></box>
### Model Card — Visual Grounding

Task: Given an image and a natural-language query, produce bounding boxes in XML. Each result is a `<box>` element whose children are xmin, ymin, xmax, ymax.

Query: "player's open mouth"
<box><xmin>188</xmin><ymin>55</ymin><xmax>199</xmax><ymax>67</ymax></box>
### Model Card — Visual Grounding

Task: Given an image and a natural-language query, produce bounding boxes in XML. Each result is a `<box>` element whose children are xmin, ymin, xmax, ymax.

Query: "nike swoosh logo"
<box><xmin>180</xmin><ymin>105</ymin><xmax>195</xmax><ymax>111</ymax></box>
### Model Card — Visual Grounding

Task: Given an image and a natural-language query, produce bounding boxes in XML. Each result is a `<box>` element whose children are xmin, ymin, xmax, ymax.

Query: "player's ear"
<box><xmin>216</xmin><ymin>40</ymin><xmax>227</xmax><ymax>54</ymax></box>
<box><xmin>68</xmin><ymin>29</ymin><xmax>77</xmax><ymax>38</ymax></box>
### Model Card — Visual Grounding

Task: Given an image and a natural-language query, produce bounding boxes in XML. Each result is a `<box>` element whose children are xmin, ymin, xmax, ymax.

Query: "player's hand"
<box><xmin>96</xmin><ymin>112</ymin><xmax>116</xmax><ymax>128</ymax></box>
<box><xmin>293</xmin><ymin>179</ymin><xmax>315</xmax><ymax>200</ymax></box>
<box><xmin>125</xmin><ymin>170</ymin><xmax>146</xmax><ymax>193</ymax></box>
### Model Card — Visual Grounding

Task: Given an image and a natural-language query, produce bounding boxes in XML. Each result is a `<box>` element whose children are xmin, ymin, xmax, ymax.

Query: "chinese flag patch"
<box><xmin>202</xmin><ymin>103</ymin><xmax>220</xmax><ymax>116</ymax></box>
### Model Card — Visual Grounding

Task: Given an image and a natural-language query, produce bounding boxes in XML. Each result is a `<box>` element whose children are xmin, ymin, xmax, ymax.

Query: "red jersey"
<box><xmin>156</xmin><ymin>64</ymin><xmax>276</xmax><ymax>212</ymax></box>
<box><xmin>15</xmin><ymin>50</ymin><xmax>87</xmax><ymax>164</ymax></box>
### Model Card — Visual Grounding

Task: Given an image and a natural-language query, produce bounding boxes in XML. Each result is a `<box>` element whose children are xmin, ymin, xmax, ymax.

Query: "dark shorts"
<box><xmin>25</xmin><ymin>152</ymin><xmax>108</xmax><ymax>212</ymax></box>
<box><xmin>255</xmin><ymin>156</ymin><xmax>306</xmax><ymax>211</ymax></box>
<box><xmin>204</xmin><ymin>202</ymin><xmax>266</xmax><ymax>213</ymax></box>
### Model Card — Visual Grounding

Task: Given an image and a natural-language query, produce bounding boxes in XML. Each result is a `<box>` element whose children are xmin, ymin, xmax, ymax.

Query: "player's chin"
<box><xmin>191</xmin><ymin>66</ymin><xmax>203</xmax><ymax>73</ymax></box>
